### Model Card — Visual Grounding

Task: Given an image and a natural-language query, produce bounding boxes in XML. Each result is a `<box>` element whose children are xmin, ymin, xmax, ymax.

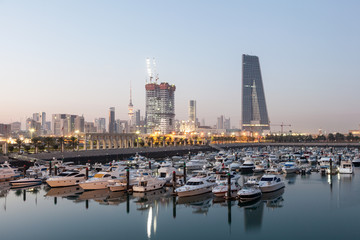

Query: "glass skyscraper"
<box><xmin>241</xmin><ymin>54</ymin><xmax>270</xmax><ymax>132</ymax></box>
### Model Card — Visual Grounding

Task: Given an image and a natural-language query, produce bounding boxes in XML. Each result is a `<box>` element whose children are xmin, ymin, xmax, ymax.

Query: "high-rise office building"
<box><xmin>75</xmin><ymin>115</ymin><xmax>85</xmax><ymax>133</ymax></box>
<box><xmin>145</xmin><ymin>58</ymin><xmax>176</xmax><ymax>134</ymax></box>
<box><xmin>145</xmin><ymin>82</ymin><xmax>176</xmax><ymax>134</ymax></box>
<box><xmin>224</xmin><ymin>117</ymin><xmax>231</xmax><ymax>130</ymax></box>
<box><xmin>95</xmin><ymin>118</ymin><xmax>106</xmax><ymax>133</ymax></box>
<box><xmin>217</xmin><ymin>115</ymin><xmax>224</xmax><ymax>129</ymax></box>
<box><xmin>189</xmin><ymin>100</ymin><xmax>196</xmax><ymax>123</ymax></box>
<box><xmin>241</xmin><ymin>54</ymin><xmax>270</xmax><ymax>132</ymax></box>
<box><xmin>109</xmin><ymin>107</ymin><xmax>115</xmax><ymax>134</ymax></box>
<box><xmin>40</xmin><ymin>112</ymin><xmax>46</xmax><ymax>129</ymax></box>
<box><xmin>52</xmin><ymin>114</ymin><xmax>78</xmax><ymax>135</ymax></box>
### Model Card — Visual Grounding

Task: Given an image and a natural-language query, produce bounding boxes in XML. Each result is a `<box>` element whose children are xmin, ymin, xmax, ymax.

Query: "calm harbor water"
<box><xmin>1</xmin><ymin>169</ymin><xmax>360</xmax><ymax>240</ymax></box>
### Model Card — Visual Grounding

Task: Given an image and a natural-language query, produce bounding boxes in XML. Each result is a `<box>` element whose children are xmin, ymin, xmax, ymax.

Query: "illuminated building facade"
<box><xmin>241</xmin><ymin>54</ymin><xmax>270</xmax><ymax>132</ymax></box>
<box><xmin>145</xmin><ymin>82</ymin><xmax>176</xmax><ymax>134</ymax></box>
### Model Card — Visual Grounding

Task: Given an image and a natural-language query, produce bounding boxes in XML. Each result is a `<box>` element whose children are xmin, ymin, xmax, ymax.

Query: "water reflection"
<box><xmin>243</xmin><ymin>200</ymin><xmax>264</xmax><ymax>232</ymax></box>
<box><xmin>177</xmin><ymin>193</ymin><xmax>213</xmax><ymax>215</ymax></box>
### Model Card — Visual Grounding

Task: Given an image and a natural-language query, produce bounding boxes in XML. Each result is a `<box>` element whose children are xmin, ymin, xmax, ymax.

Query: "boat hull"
<box><xmin>176</xmin><ymin>186</ymin><xmax>213</xmax><ymax>197</ymax></box>
<box><xmin>46</xmin><ymin>177</ymin><xmax>85</xmax><ymax>188</ymax></box>
<box><xmin>259</xmin><ymin>182</ymin><xmax>285</xmax><ymax>193</ymax></box>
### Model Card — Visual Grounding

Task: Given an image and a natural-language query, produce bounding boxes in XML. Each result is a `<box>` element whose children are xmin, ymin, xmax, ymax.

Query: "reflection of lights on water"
<box><xmin>147</xmin><ymin>202</ymin><xmax>159</xmax><ymax>239</ymax></box>
<box><xmin>147</xmin><ymin>207</ymin><xmax>152</xmax><ymax>239</ymax></box>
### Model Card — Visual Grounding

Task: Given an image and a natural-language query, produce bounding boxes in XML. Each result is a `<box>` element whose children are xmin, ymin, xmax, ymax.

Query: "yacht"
<box><xmin>239</xmin><ymin>158</ymin><xmax>255</xmax><ymax>174</ymax></box>
<box><xmin>158</xmin><ymin>166</ymin><xmax>177</xmax><ymax>183</ymax></box>
<box><xmin>268</xmin><ymin>154</ymin><xmax>279</xmax><ymax>162</ymax></box>
<box><xmin>282</xmin><ymin>161</ymin><xmax>299</xmax><ymax>174</ymax></box>
<box><xmin>258</xmin><ymin>175</ymin><xmax>285</xmax><ymax>193</ymax></box>
<box><xmin>132</xmin><ymin>173</ymin><xmax>166</xmax><ymax>192</ymax></box>
<box><xmin>338</xmin><ymin>160</ymin><xmax>354</xmax><ymax>174</ymax></box>
<box><xmin>10</xmin><ymin>177</ymin><xmax>42</xmax><ymax>188</ymax></box>
<box><xmin>352</xmin><ymin>157</ymin><xmax>360</xmax><ymax>167</ymax></box>
<box><xmin>79</xmin><ymin>166</ymin><xmax>124</xmax><ymax>190</ymax></box>
<box><xmin>0</xmin><ymin>162</ymin><xmax>20</xmax><ymax>181</ymax></box>
<box><xmin>108</xmin><ymin>171</ymin><xmax>138</xmax><ymax>192</ymax></box>
<box><xmin>46</xmin><ymin>170</ymin><xmax>86</xmax><ymax>187</ymax></box>
<box><xmin>186</xmin><ymin>159</ymin><xmax>208</xmax><ymax>170</ymax></box>
<box><xmin>212</xmin><ymin>179</ymin><xmax>240</xmax><ymax>197</ymax></box>
<box><xmin>175</xmin><ymin>173</ymin><xmax>216</xmax><ymax>197</ymax></box>
<box><xmin>237</xmin><ymin>186</ymin><xmax>262</xmax><ymax>202</ymax></box>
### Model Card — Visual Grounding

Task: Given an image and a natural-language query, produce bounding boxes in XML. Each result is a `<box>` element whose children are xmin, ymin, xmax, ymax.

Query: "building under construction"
<box><xmin>145</xmin><ymin>58</ymin><xmax>176</xmax><ymax>134</ymax></box>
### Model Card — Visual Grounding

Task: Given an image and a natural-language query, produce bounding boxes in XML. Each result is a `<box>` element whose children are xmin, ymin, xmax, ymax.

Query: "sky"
<box><xmin>1</xmin><ymin>0</ymin><xmax>360</xmax><ymax>134</ymax></box>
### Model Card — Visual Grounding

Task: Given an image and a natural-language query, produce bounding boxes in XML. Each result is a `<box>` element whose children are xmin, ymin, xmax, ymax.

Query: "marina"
<box><xmin>1</xmin><ymin>147</ymin><xmax>360</xmax><ymax>239</ymax></box>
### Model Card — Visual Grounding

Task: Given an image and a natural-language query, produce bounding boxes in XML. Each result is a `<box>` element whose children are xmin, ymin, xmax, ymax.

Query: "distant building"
<box><xmin>109</xmin><ymin>107</ymin><xmax>115</xmax><ymax>134</ymax></box>
<box><xmin>217</xmin><ymin>115</ymin><xmax>224</xmax><ymax>129</ymax></box>
<box><xmin>11</xmin><ymin>122</ymin><xmax>21</xmax><ymax>132</ymax></box>
<box><xmin>0</xmin><ymin>123</ymin><xmax>11</xmax><ymax>137</ymax></box>
<box><xmin>128</xmin><ymin>83</ymin><xmax>135</xmax><ymax>126</ymax></box>
<box><xmin>32</xmin><ymin>113</ymin><xmax>40</xmax><ymax>122</ymax></box>
<box><xmin>26</xmin><ymin>118</ymin><xmax>41</xmax><ymax>132</ymax></box>
<box><xmin>40</xmin><ymin>112</ymin><xmax>46</xmax><ymax>129</ymax></box>
<box><xmin>95</xmin><ymin>118</ymin><xmax>106</xmax><ymax>133</ymax></box>
<box><xmin>145</xmin><ymin>82</ymin><xmax>176</xmax><ymax>134</ymax></box>
<box><xmin>52</xmin><ymin>114</ymin><xmax>78</xmax><ymax>136</ymax></box>
<box><xmin>241</xmin><ymin>54</ymin><xmax>270</xmax><ymax>132</ymax></box>
<box><xmin>224</xmin><ymin>117</ymin><xmax>231</xmax><ymax>130</ymax></box>
<box><xmin>75</xmin><ymin>115</ymin><xmax>85</xmax><ymax>133</ymax></box>
<box><xmin>116</xmin><ymin>120</ymin><xmax>128</xmax><ymax>133</ymax></box>
<box><xmin>85</xmin><ymin>122</ymin><xmax>97</xmax><ymax>133</ymax></box>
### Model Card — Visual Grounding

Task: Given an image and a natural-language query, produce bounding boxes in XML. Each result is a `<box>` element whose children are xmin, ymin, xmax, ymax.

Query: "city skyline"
<box><xmin>1</xmin><ymin>1</ymin><xmax>360</xmax><ymax>133</ymax></box>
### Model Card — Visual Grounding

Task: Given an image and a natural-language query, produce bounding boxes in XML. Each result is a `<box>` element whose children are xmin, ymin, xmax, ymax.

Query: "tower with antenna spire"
<box><xmin>145</xmin><ymin>58</ymin><xmax>176</xmax><ymax>134</ymax></box>
<box><xmin>128</xmin><ymin>81</ymin><xmax>134</xmax><ymax>127</ymax></box>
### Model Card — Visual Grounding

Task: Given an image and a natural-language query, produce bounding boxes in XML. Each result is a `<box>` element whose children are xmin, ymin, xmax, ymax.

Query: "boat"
<box><xmin>10</xmin><ymin>178</ymin><xmax>42</xmax><ymax>188</ymax></box>
<box><xmin>352</xmin><ymin>158</ymin><xmax>360</xmax><ymax>167</ymax></box>
<box><xmin>0</xmin><ymin>161</ymin><xmax>20</xmax><ymax>181</ymax></box>
<box><xmin>186</xmin><ymin>159</ymin><xmax>208</xmax><ymax>170</ymax></box>
<box><xmin>338</xmin><ymin>160</ymin><xmax>354</xmax><ymax>174</ymax></box>
<box><xmin>282</xmin><ymin>161</ymin><xmax>299</xmax><ymax>174</ymax></box>
<box><xmin>132</xmin><ymin>173</ymin><xmax>166</xmax><ymax>192</ymax></box>
<box><xmin>239</xmin><ymin>158</ymin><xmax>255</xmax><ymax>174</ymax></box>
<box><xmin>258</xmin><ymin>174</ymin><xmax>285</xmax><ymax>193</ymax></box>
<box><xmin>79</xmin><ymin>166</ymin><xmax>124</xmax><ymax>190</ymax></box>
<box><xmin>175</xmin><ymin>173</ymin><xmax>216</xmax><ymax>197</ymax></box>
<box><xmin>237</xmin><ymin>186</ymin><xmax>262</xmax><ymax>202</ymax></box>
<box><xmin>212</xmin><ymin>180</ymin><xmax>240</xmax><ymax>197</ymax></box>
<box><xmin>46</xmin><ymin>170</ymin><xmax>86</xmax><ymax>187</ymax></box>
<box><xmin>158</xmin><ymin>166</ymin><xmax>177</xmax><ymax>183</ymax></box>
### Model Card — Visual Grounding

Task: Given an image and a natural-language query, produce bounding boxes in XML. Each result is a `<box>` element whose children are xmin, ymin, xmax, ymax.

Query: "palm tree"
<box><xmin>44</xmin><ymin>137</ymin><xmax>54</xmax><ymax>152</ymax></box>
<box><xmin>16</xmin><ymin>138</ymin><xmax>23</xmax><ymax>153</ymax></box>
<box><xmin>70</xmin><ymin>136</ymin><xmax>77</xmax><ymax>151</ymax></box>
<box><xmin>31</xmin><ymin>137</ymin><xmax>41</xmax><ymax>154</ymax></box>
<box><xmin>58</xmin><ymin>137</ymin><xmax>65</xmax><ymax>152</ymax></box>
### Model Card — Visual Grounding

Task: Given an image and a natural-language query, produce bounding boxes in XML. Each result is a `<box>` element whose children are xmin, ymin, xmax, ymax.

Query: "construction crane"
<box><xmin>270</xmin><ymin>122</ymin><xmax>291</xmax><ymax>134</ymax></box>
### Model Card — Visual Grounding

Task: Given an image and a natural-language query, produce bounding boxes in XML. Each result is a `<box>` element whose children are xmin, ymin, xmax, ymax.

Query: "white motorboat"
<box><xmin>186</xmin><ymin>159</ymin><xmax>208</xmax><ymax>170</ymax></box>
<box><xmin>46</xmin><ymin>170</ymin><xmax>86</xmax><ymax>187</ymax></box>
<box><xmin>175</xmin><ymin>173</ymin><xmax>216</xmax><ymax>197</ymax></box>
<box><xmin>258</xmin><ymin>175</ymin><xmax>285</xmax><ymax>193</ymax></box>
<box><xmin>282</xmin><ymin>161</ymin><xmax>299</xmax><ymax>174</ymax></box>
<box><xmin>229</xmin><ymin>162</ymin><xmax>241</xmax><ymax>171</ymax></box>
<box><xmin>212</xmin><ymin>180</ymin><xmax>240</xmax><ymax>197</ymax></box>
<box><xmin>0</xmin><ymin>161</ymin><xmax>20</xmax><ymax>181</ymax></box>
<box><xmin>338</xmin><ymin>160</ymin><xmax>354</xmax><ymax>174</ymax></box>
<box><xmin>79</xmin><ymin>166</ymin><xmax>124</xmax><ymax>190</ymax></box>
<box><xmin>107</xmin><ymin>170</ymin><xmax>138</xmax><ymax>192</ymax></box>
<box><xmin>158</xmin><ymin>166</ymin><xmax>177</xmax><ymax>183</ymax></box>
<box><xmin>239</xmin><ymin>158</ymin><xmax>255</xmax><ymax>173</ymax></box>
<box><xmin>10</xmin><ymin>178</ymin><xmax>42</xmax><ymax>187</ymax></box>
<box><xmin>132</xmin><ymin>174</ymin><xmax>166</xmax><ymax>192</ymax></box>
<box><xmin>237</xmin><ymin>186</ymin><xmax>262</xmax><ymax>202</ymax></box>
<box><xmin>268</xmin><ymin>154</ymin><xmax>279</xmax><ymax>162</ymax></box>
